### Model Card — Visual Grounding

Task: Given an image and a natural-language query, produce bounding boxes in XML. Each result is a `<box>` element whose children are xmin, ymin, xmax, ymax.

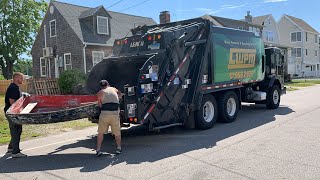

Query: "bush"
<box><xmin>58</xmin><ymin>70</ymin><xmax>86</xmax><ymax>94</ymax></box>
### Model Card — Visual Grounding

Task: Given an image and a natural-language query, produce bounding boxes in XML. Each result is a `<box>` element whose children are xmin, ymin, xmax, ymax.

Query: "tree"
<box><xmin>0</xmin><ymin>0</ymin><xmax>47</xmax><ymax>79</ymax></box>
<box><xmin>13</xmin><ymin>58</ymin><xmax>32</xmax><ymax>75</ymax></box>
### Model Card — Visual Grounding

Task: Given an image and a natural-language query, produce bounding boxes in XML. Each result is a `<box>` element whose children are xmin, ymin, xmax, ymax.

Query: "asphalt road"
<box><xmin>1</xmin><ymin>85</ymin><xmax>320</xmax><ymax>180</ymax></box>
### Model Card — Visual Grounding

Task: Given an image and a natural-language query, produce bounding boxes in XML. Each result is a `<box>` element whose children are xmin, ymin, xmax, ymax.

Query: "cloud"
<box><xmin>195</xmin><ymin>4</ymin><xmax>245</xmax><ymax>15</ymax></box>
<box><xmin>264</xmin><ymin>0</ymin><xmax>288</xmax><ymax>3</ymax></box>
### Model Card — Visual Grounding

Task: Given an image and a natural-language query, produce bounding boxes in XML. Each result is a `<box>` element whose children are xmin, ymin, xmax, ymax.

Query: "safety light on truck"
<box><xmin>116</xmin><ymin>41</ymin><xmax>120</xmax><ymax>45</ymax></box>
<box><xmin>148</xmin><ymin>36</ymin><xmax>152</xmax><ymax>41</ymax></box>
<box><xmin>157</xmin><ymin>34</ymin><xmax>161</xmax><ymax>40</ymax></box>
<box><xmin>124</xmin><ymin>39</ymin><xmax>128</xmax><ymax>44</ymax></box>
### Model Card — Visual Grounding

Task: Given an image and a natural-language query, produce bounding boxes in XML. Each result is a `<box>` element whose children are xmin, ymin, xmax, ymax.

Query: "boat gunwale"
<box><xmin>6</xmin><ymin>96</ymin><xmax>99</xmax><ymax>116</ymax></box>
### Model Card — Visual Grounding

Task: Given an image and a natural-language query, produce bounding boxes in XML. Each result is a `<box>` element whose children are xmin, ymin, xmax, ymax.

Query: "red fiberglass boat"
<box><xmin>6</xmin><ymin>95</ymin><xmax>100</xmax><ymax>124</ymax></box>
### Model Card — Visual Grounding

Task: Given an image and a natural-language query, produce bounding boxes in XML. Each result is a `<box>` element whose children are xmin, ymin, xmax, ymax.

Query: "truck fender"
<box><xmin>268</xmin><ymin>76</ymin><xmax>277</xmax><ymax>88</ymax></box>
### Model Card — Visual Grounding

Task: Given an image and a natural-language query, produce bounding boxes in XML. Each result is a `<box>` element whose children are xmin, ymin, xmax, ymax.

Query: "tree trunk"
<box><xmin>0</xmin><ymin>57</ymin><xmax>14</xmax><ymax>80</ymax></box>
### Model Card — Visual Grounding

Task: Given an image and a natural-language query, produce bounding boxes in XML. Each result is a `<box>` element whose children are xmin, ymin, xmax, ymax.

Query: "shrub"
<box><xmin>58</xmin><ymin>70</ymin><xmax>86</xmax><ymax>94</ymax></box>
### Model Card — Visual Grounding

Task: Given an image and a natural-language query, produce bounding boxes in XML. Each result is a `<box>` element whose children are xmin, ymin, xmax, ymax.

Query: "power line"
<box><xmin>106</xmin><ymin>0</ymin><xmax>125</xmax><ymax>9</ymax></box>
<box><xmin>119</xmin><ymin>0</ymin><xmax>152</xmax><ymax>12</ymax></box>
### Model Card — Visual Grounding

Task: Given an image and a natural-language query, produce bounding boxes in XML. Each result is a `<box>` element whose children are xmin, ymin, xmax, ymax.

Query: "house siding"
<box><xmin>85</xmin><ymin>45</ymin><xmax>113</xmax><ymax>73</ymax></box>
<box><xmin>278</xmin><ymin>16</ymin><xmax>320</xmax><ymax>77</ymax></box>
<box><xmin>263</xmin><ymin>16</ymin><xmax>280</xmax><ymax>45</ymax></box>
<box><xmin>278</xmin><ymin>16</ymin><xmax>304</xmax><ymax>76</ymax></box>
<box><xmin>32</xmin><ymin>3</ymin><xmax>84</xmax><ymax>78</ymax></box>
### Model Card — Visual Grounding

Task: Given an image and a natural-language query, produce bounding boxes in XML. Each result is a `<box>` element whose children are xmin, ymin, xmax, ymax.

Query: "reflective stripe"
<box><xmin>143</xmin><ymin>113</ymin><xmax>149</xmax><ymax>120</ymax></box>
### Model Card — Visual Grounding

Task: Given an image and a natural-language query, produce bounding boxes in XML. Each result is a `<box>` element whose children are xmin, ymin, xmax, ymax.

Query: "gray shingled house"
<box><xmin>31</xmin><ymin>1</ymin><xmax>156</xmax><ymax>78</ymax></box>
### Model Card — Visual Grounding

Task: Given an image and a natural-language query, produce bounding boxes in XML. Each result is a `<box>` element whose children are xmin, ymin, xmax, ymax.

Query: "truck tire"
<box><xmin>196</xmin><ymin>94</ymin><xmax>218</xmax><ymax>130</ymax></box>
<box><xmin>266</xmin><ymin>85</ymin><xmax>280</xmax><ymax>109</ymax></box>
<box><xmin>218</xmin><ymin>91</ymin><xmax>239</xmax><ymax>123</ymax></box>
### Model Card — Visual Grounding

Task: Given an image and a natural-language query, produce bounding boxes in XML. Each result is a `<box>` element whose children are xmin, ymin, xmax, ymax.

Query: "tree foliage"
<box><xmin>13</xmin><ymin>58</ymin><xmax>32</xmax><ymax>75</ymax></box>
<box><xmin>0</xmin><ymin>0</ymin><xmax>47</xmax><ymax>79</ymax></box>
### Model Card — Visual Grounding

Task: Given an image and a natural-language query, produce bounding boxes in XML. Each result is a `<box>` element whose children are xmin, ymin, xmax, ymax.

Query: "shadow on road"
<box><xmin>0</xmin><ymin>105</ymin><xmax>294</xmax><ymax>173</ymax></box>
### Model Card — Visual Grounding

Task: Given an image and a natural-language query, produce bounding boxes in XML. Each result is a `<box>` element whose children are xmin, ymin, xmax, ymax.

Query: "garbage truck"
<box><xmin>86</xmin><ymin>17</ymin><xmax>286</xmax><ymax>130</ymax></box>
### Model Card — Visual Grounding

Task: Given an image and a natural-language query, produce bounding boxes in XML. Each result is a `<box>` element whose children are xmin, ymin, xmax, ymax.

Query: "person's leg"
<box><xmin>96</xmin><ymin>113</ymin><xmax>109</xmax><ymax>152</ymax></box>
<box><xmin>16</xmin><ymin>124</ymin><xmax>22</xmax><ymax>152</ymax></box>
<box><xmin>114</xmin><ymin>135</ymin><xmax>121</xmax><ymax>150</ymax></box>
<box><xmin>110</xmin><ymin>115</ymin><xmax>121</xmax><ymax>151</ymax></box>
<box><xmin>10</xmin><ymin>123</ymin><xmax>20</xmax><ymax>154</ymax></box>
<box><xmin>7</xmin><ymin>120</ymin><xmax>13</xmax><ymax>151</ymax></box>
<box><xmin>96</xmin><ymin>132</ymin><xmax>104</xmax><ymax>151</ymax></box>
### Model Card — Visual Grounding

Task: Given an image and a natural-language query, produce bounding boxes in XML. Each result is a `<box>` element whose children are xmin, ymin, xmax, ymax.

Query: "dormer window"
<box><xmin>97</xmin><ymin>16</ymin><xmax>109</xmax><ymax>35</ymax></box>
<box><xmin>50</xmin><ymin>19</ymin><xmax>56</xmax><ymax>37</ymax></box>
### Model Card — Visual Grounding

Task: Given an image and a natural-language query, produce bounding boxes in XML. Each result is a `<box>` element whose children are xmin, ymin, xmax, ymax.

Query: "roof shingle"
<box><xmin>52</xmin><ymin>1</ymin><xmax>156</xmax><ymax>45</ymax></box>
<box><xmin>285</xmin><ymin>14</ymin><xmax>318</xmax><ymax>34</ymax></box>
<box><xmin>252</xmin><ymin>15</ymin><xmax>271</xmax><ymax>26</ymax></box>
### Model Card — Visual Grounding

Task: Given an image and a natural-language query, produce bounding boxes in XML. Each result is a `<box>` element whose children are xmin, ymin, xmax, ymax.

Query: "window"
<box><xmin>306</xmin><ymin>32</ymin><xmax>308</xmax><ymax>42</ymax></box>
<box><xmin>97</xmin><ymin>16</ymin><xmax>109</xmax><ymax>35</ymax></box>
<box><xmin>92</xmin><ymin>51</ymin><xmax>104</xmax><ymax>66</ymax></box>
<box><xmin>306</xmin><ymin>49</ymin><xmax>308</xmax><ymax>56</ymax></box>
<box><xmin>317</xmin><ymin>64</ymin><xmax>319</xmax><ymax>70</ymax></box>
<box><xmin>50</xmin><ymin>19</ymin><xmax>56</xmax><ymax>37</ymax></box>
<box><xmin>316</xmin><ymin>34</ymin><xmax>318</xmax><ymax>44</ymax></box>
<box><xmin>265</xmin><ymin>31</ymin><xmax>274</xmax><ymax>42</ymax></box>
<box><xmin>315</xmin><ymin>50</ymin><xmax>318</xmax><ymax>57</ymax></box>
<box><xmin>64</xmin><ymin>53</ymin><xmax>72</xmax><ymax>70</ymax></box>
<box><xmin>40</xmin><ymin>58</ymin><xmax>46</xmax><ymax>77</ymax></box>
<box><xmin>291</xmin><ymin>32</ymin><xmax>301</xmax><ymax>42</ymax></box>
<box><xmin>291</xmin><ymin>48</ymin><xmax>302</xmax><ymax>58</ymax></box>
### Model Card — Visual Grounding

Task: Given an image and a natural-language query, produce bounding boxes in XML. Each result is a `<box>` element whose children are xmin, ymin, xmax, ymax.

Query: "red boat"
<box><xmin>6</xmin><ymin>95</ymin><xmax>100</xmax><ymax>124</ymax></box>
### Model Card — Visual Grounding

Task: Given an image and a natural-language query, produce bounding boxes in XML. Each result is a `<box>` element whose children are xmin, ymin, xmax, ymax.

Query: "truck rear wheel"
<box><xmin>196</xmin><ymin>94</ymin><xmax>218</xmax><ymax>130</ymax></box>
<box><xmin>266</xmin><ymin>85</ymin><xmax>280</xmax><ymax>109</ymax></box>
<box><xmin>218</xmin><ymin>91</ymin><xmax>239</xmax><ymax>123</ymax></box>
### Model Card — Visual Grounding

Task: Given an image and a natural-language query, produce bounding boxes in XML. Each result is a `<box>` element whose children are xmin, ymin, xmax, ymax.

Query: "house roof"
<box><xmin>284</xmin><ymin>14</ymin><xmax>318</xmax><ymax>34</ymax></box>
<box><xmin>252</xmin><ymin>15</ymin><xmax>271</xmax><ymax>25</ymax></box>
<box><xmin>209</xmin><ymin>15</ymin><xmax>262</xmax><ymax>28</ymax></box>
<box><xmin>52</xmin><ymin>1</ymin><xmax>156</xmax><ymax>46</ymax></box>
<box><xmin>79</xmin><ymin>6</ymin><xmax>102</xmax><ymax>19</ymax></box>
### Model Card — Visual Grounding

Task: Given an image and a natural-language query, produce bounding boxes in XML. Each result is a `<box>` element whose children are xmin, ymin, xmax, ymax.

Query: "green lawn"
<box><xmin>285</xmin><ymin>79</ymin><xmax>320</xmax><ymax>90</ymax></box>
<box><xmin>0</xmin><ymin>95</ymin><xmax>96</xmax><ymax>145</ymax></box>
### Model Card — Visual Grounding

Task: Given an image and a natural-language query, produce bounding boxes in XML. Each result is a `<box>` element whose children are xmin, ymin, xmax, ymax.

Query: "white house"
<box><xmin>278</xmin><ymin>14</ymin><xmax>320</xmax><ymax>77</ymax></box>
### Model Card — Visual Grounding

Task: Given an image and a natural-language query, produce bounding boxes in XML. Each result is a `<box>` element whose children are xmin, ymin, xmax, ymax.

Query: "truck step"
<box><xmin>152</xmin><ymin>123</ymin><xmax>183</xmax><ymax>130</ymax></box>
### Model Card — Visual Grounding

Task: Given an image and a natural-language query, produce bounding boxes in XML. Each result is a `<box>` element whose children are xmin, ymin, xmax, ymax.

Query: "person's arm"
<box><xmin>9</xmin><ymin>98</ymin><xmax>15</xmax><ymax>105</ymax></box>
<box><xmin>97</xmin><ymin>90</ymin><xmax>103</xmax><ymax>108</ymax></box>
<box><xmin>115</xmin><ymin>88</ymin><xmax>123</xmax><ymax>99</ymax></box>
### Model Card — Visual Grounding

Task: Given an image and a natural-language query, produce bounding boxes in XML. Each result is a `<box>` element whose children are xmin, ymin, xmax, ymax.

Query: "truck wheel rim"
<box><xmin>203</xmin><ymin>101</ymin><xmax>214</xmax><ymax>122</ymax></box>
<box><xmin>227</xmin><ymin>98</ymin><xmax>236</xmax><ymax>117</ymax></box>
<box><xmin>273</xmin><ymin>90</ymin><xmax>279</xmax><ymax>105</ymax></box>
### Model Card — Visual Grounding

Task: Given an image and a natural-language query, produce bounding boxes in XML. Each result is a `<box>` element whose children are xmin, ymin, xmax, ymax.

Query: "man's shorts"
<box><xmin>97</xmin><ymin>111</ymin><xmax>121</xmax><ymax>136</ymax></box>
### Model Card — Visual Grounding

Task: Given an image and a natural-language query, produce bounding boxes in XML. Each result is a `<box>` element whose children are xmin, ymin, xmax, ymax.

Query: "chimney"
<box><xmin>160</xmin><ymin>11</ymin><xmax>170</xmax><ymax>24</ymax></box>
<box><xmin>245</xmin><ymin>11</ymin><xmax>252</xmax><ymax>23</ymax></box>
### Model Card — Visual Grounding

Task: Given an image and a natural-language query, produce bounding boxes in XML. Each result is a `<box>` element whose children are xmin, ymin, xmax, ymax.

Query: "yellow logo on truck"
<box><xmin>228</xmin><ymin>48</ymin><xmax>256</xmax><ymax>70</ymax></box>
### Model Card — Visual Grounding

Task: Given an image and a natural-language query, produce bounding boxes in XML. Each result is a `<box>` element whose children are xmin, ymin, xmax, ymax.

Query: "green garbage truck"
<box><xmin>86</xmin><ymin>17</ymin><xmax>286</xmax><ymax>130</ymax></box>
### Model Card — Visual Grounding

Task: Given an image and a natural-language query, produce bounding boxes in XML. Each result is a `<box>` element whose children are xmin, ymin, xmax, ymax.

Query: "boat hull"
<box><xmin>6</xmin><ymin>95</ymin><xmax>100</xmax><ymax>125</ymax></box>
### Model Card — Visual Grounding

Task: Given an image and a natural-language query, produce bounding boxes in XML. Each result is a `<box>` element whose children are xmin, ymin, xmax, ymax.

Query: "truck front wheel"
<box><xmin>218</xmin><ymin>91</ymin><xmax>239</xmax><ymax>123</ymax></box>
<box><xmin>266</xmin><ymin>85</ymin><xmax>280</xmax><ymax>109</ymax></box>
<box><xmin>196</xmin><ymin>94</ymin><xmax>218</xmax><ymax>130</ymax></box>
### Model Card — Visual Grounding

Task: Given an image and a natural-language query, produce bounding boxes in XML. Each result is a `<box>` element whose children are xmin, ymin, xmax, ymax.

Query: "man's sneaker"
<box><xmin>6</xmin><ymin>148</ymin><xmax>13</xmax><ymax>154</ymax></box>
<box><xmin>115</xmin><ymin>148</ymin><xmax>122</xmax><ymax>154</ymax></box>
<box><xmin>96</xmin><ymin>150</ymin><xmax>103</xmax><ymax>157</ymax></box>
<box><xmin>12</xmin><ymin>152</ymin><xmax>27</xmax><ymax>158</ymax></box>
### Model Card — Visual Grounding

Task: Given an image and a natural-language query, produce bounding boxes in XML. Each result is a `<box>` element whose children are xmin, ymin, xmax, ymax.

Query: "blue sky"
<box><xmin>20</xmin><ymin>0</ymin><xmax>317</xmax><ymax>59</ymax></box>
<box><xmin>55</xmin><ymin>0</ymin><xmax>319</xmax><ymax>31</ymax></box>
